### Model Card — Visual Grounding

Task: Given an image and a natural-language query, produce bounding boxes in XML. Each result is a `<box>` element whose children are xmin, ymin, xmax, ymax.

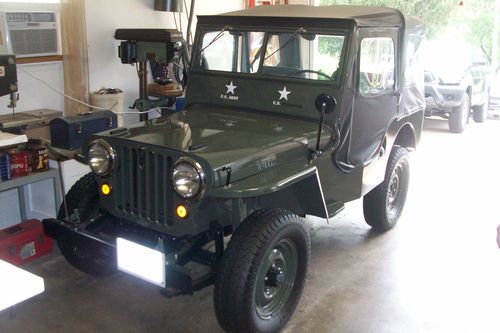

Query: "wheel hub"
<box><xmin>266</xmin><ymin>264</ymin><xmax>285</xmax><ymax>288</ymax></box>
<box><xmin>388</xmin><ymin>174</ymin><xmax>400</xmax><ymax>203</ymax></box>
<box><xmin>386</xmin><ymin>161</ymin><xmax>404</xmax><ymax>214</ymax></box>
<box><xmin>254</xmin><ymin>239</ymin><xmax>298</xmax><ymax>319</ymax></box>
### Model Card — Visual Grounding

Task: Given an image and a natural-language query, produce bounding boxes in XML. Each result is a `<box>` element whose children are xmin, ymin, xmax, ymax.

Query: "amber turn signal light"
<box><xmin>176</xmin><ymin>204</ymin><xmax>188</xmax><ymax>219</ymax></box>
<box><xmin>101</xmin><ymin>184</ymin><xmax>111</xmax><ymax>196</ymax></box>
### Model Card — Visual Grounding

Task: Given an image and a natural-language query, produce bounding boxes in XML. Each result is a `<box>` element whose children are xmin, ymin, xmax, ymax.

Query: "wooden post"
<box><xmin>60</xmin><ymin>0</ymin><xmax>89</xmax><ymax>116</ymax></box>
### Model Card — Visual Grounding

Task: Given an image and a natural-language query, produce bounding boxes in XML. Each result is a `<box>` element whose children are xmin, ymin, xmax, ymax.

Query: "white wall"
<box><xmin>0</xmin><ymin>62</ymin><xmax>64</xmax><ymax>115</ymax></box>
<box><xmin>85</xmin><ymin>0</ymin><xmax>244</xmax><ymax>124</ymax></box>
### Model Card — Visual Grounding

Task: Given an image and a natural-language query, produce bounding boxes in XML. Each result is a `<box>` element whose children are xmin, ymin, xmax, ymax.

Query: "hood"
<box><xmin>103</xmin><ymin>106</ymin><xmax>328</xmax><ymax>186</ymax></box>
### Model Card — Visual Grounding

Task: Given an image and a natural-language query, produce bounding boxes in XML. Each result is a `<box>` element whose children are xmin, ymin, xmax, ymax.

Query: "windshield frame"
<box><xmin>191</xmin><ymin>25</ymin><xmax>349</xmax><ymax>86</ymax></box>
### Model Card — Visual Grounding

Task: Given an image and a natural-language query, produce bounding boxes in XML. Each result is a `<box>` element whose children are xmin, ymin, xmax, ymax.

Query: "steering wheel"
<box><xmin>290</xmin><ymin>69</ymin><xmax>333</xmax><ymax>80</ymax></box>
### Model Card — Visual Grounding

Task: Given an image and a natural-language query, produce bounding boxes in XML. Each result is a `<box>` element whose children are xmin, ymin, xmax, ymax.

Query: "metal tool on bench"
<box><xmin>114</xmin><ymin>29</ymin><xmax>183</xmax><ymax>121</ymax></box>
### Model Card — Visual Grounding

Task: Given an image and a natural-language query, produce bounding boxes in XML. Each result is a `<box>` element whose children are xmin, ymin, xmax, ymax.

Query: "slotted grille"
<box><xmin>113</xmin><ymin>145</ymin><xmax>173</xmax><ymax>226</ymax></box>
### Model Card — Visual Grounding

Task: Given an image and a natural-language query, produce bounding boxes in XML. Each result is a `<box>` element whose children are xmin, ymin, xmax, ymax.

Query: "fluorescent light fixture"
<box><xmin>116</xmin><ymin>238</ymin><xmax>166</xmax><ymax>287</ymax></box>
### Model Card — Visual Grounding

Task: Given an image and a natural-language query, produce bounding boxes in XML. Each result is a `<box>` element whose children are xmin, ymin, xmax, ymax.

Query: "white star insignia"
<box><xmin>278</xmin><ymin>86</ymin><xmax>292</xmax><ymax>101</ymax></box>
<box><xmin>226</xmin><ymin>81</ymin><xmax>238</xmax><ymax>95</ymax></box>
<box><xmin>274</xmin><ymin>125</ymin><xmax>284</xmax><ymax>133</ymax></box>
<box><xmin>225</xmin><ymin>122</ymin><xmax>235</xmax><ymax>128</ymax></box>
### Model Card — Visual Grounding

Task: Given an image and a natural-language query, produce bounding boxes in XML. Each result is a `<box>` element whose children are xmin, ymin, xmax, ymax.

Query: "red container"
<box><xmin>10</xmin><ymin>151</ymin><xmax>29</xmax><ymax>178</ymax></box>
<box><xmin>0</xmin><ymin>219</ymin><xmax>53</xmax><ymax>266</ymax></box>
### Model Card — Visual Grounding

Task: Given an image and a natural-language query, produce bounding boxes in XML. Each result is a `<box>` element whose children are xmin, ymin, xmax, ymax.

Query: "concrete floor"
<box><xmin>1</xmin><ymin>118</ymin><xmax>500</xmax><ymax>333</ymax></box>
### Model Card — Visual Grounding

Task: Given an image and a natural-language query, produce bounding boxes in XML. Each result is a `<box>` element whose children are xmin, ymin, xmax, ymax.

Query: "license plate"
<box><xmin>116</xmin><ymin>238</ymin><xmax>165</xmax><ymax>287</ymax></box>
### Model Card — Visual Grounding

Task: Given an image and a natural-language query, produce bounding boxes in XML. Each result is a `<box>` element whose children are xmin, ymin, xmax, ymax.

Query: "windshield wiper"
<box><xmin>264</xmin><ymin>27</ymin><xmax>306</xmax><ymax>61</ymax></box>
<box><xmin>198</xmin><ymin>25</ymin><xmax>233</xmax><ymax>55</ymax></box>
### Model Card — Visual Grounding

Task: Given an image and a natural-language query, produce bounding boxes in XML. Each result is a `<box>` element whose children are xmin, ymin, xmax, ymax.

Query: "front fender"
<box><xmin>258</xmin><ymin>167</ymin><xmax>329</xmax><ymax>219</ymax></box>
<box><xmin>211</xmin><ymin>165</ymin><xmax>329</xmax><ymax>219</ymax></box>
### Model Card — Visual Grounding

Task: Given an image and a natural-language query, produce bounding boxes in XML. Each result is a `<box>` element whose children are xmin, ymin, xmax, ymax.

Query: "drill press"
<box><xmin>114</xmin><ymin>29</ymin><xmax>183</xmax><ymax>121</ymax></box>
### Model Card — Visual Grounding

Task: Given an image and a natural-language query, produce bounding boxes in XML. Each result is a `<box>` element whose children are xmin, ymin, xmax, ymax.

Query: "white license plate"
<box><xmin>116</xmin><ymin>238</ymin><xmax>166</xmax><ymax>287</ymax></box>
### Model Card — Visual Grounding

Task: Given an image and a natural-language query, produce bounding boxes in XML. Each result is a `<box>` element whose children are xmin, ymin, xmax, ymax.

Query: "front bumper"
<box><xmin>43</xmin><ymin>215</ymin><xmax>222</xmax><ymax>295</ymax></box>
<box><xmin>424</xmin><ymin>83</ymin><xmax>464</xmax><ymax>116</ymax></box>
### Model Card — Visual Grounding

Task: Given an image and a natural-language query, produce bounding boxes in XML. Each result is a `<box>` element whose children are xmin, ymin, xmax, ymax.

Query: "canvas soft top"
<box><xmin>199</xmin><ymin>5</ymin><xmax>406</xmax><ymax>28</ymax></box>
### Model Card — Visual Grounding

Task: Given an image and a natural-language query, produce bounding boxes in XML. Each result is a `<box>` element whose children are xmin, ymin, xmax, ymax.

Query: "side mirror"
<box><xmin>315</xmin><ymin>94</ymin><xmax>336</xmax><ymax>114</ymax></box>
<box><xmin>311</xmin><ymin>94</ymin><xmax>337</xmax><ymax>161</ymax></box>
<box><xmin>301</xmin><ymin>33</ymin><xmax>317</xmax><ymax>41</ymax></box>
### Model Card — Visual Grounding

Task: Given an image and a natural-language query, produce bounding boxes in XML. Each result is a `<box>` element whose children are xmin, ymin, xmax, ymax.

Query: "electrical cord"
<box><xmin>18</xmin><ymin>66</ymin><xmax>157</xmax><ymax>115</ymax></box>
<box><xmin>173</xmin><ymin>41</ymin><xmax>189</xmax><ymax>88</ymax></box>
<box><xmin>18</xmin><ymin>66</ymin><xmax>108</xmax><ymax>111</ymax></box>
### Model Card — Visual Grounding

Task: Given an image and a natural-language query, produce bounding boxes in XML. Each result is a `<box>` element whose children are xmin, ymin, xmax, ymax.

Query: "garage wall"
<box><xmin>0</xmin><ymin>0</ymin><xmax>245</xmax><ymax>118</ymax></box>
<box><xmin>0</xmin><ymin>2</ymin><xmax>63</xmax><ymax>116</ymax></box>
<box><xmin>85</xmin><ymin>0</ymin><xmax>245</xmax><ymax>124</ymax></box>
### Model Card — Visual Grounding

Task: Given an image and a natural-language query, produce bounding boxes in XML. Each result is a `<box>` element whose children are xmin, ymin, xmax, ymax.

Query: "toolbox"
<box><xmin>50</xmin><ymin>110</ymin><xmax>117</xmax><ymax>150</ymax></box>
<box><xmin>0</xmin><ymin>219</ymin><xmax>53</xmax><ymax>266</ymax></box>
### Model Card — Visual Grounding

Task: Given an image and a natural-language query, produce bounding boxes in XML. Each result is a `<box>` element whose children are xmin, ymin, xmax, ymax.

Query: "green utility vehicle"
<box><xmin>44</xmin><ymin>5</ymin><xmax>425</xmax><ymax>332</ymax></box>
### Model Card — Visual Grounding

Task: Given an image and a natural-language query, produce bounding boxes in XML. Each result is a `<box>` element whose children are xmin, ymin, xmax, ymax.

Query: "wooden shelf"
<box><xmin>17</xmin><ymin>55</ymin><xmax>63</xmax><ymax>64</ymax></box>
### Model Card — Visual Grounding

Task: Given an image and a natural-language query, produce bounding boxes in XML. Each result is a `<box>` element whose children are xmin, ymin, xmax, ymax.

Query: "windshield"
<box><xmin>193</xmin><ymin>28</ymin><xmax>346</xmax><ymax>82</ymax></box>
<box><xmin>194</xmin><ymin>29</ymin><xmax>265</xmax><ymax>74</ymax></box>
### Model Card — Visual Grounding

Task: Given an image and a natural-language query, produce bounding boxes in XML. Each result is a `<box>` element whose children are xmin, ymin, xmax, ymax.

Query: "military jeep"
<box><xmin>44</xmin><ymin>5</ymin><xmax>425</xmax><ymax>333</ymax></box>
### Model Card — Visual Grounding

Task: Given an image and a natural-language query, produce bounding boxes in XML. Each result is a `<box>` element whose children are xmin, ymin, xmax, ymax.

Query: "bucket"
<box><xmin>90</xmin><ymin>90</ymin><xmax>125</xmax><ymax>126</ymax></box>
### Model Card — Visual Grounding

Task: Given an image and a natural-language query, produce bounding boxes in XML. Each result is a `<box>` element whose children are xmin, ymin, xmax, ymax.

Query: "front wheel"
<box><xmin>214</xmin><ymin>209</ymin><xmax>310</xmax><ymax>333</ymax></box>
<box><xmin>363</xmin><ymin>147</ymin><xmax>410</xmax><ymax>231</ymax></box>
<box><xmin>57</xmin><ymin>173</ymin><xmax>117</xmax><ymax>276</ymax></box>
<box><xmin>449</xmin><ymin>93</ymin><xmax>470</xmax><ymax>133</ymax></box>
<box><xmin>472</xmin><ymin>93</ymin><xmax>488</xmax><ymax>123</ymax></box>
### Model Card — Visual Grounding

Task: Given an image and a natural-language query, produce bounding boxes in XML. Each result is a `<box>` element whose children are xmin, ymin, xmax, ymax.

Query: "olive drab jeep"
<box><xmin>44</xmin><ymin>5</ymin><xmax>425</xmax><ymax>333</ymax></box>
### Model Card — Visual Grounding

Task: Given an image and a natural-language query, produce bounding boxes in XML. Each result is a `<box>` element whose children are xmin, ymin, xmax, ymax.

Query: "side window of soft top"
<box><xmin>358</xmin><ymin>37</ymin><xmax>395</xmax><ymax>95</ymax></box>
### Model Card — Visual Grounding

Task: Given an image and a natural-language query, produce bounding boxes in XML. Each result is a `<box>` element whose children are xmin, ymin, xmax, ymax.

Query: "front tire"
<box><xmin>449</xmin><ymin>93</ymin><xmax>470</xmax><ymax>133</ymax></box>
<box><xmin>363</xmin><ymin>147</ymin><xmax>410</xmax><ymax>231</ymax></box>
<box><xmin>472</xmin><ymin>93</ymin><xmax>488</xmax><ymax>123</ymax></box>
<box><xmin>214</xmin><ymin>209</ymin><xmax>310</xmax><ymax>333</ymax></box>
<box><xmin>57</xmin><ymin>173</ymin><xmax>117</xmax><ymax>276</ymax></box>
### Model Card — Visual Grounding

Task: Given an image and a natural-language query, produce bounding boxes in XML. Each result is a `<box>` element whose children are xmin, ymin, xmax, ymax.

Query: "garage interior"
<box><xmin>1</xmin><ymin>0</ymin><xmax>499</xmax><ymax>332</ymax></box>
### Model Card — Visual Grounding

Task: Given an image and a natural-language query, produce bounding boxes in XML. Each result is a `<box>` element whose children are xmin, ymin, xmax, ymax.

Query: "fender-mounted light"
<box><xmin>176</xmin><ymin>204</ymin><xmax>188</xmax><ymax>219</ymax></box>
<box><xmin>101</xmin><ymin>183</ymin><xmax>112</xmax><ymax>196</ymax></box>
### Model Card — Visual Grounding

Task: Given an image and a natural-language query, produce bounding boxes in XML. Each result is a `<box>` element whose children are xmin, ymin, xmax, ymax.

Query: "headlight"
<box><xmin>172</xmin><ymin>158</ymin><xmax>205</xmax><ymax>199</ymax></box>
<box><xmin>88</xmin><ymin>139</ymin><xmax>115</xmax><ymax>176</ymax></box>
